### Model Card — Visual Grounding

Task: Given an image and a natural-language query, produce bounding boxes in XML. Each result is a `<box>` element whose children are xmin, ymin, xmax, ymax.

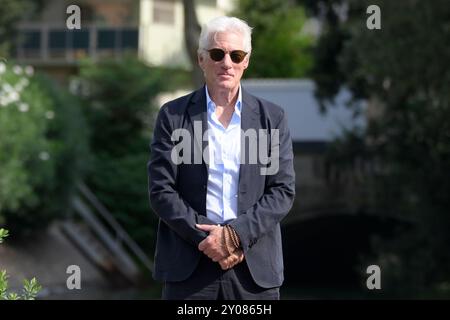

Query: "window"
<box><xmin>98</xmin><ymin>29</ymin><xmax>116</xmax><ymax>49</ymax></box>
<box><xmin>21</xmin><ymin>30</ymin><xmax>40</xmax><ymax>50</ymax></box>
<box><xmin>97</xmin><ymin>28</ymin><xmax>139</xmax><ymax>49</ymax></box>
<box><xmin>49</xmin><ymin>31</ymin><xmax>66</xmax><ymax>49</ymax></box>
<box><xmin>153</xmin><ymin>0</ymin><xmax>175</xmax><ymax>25</ymax></box>
<box><xmin>121</xmin><ymin>29</ymin><xmax>138</xmax><ymax>49</ymax></box>
<box><xmin>73</xmin><ymin>30</ymin><xmax>89</xmax><ymax>49</ymax></box>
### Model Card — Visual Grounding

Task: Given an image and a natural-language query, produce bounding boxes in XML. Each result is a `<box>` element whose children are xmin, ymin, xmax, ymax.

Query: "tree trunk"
<box><xmin>182</xmin><ymin>0</ymin><xmax>204</xmax><ymax>88</ymax></box>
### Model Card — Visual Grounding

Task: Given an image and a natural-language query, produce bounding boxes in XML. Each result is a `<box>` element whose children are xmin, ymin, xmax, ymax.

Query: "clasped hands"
<box><xmin>196</xmin><ymin>224</ymin><xmax>244</xmax><ymax>270</ymax></box>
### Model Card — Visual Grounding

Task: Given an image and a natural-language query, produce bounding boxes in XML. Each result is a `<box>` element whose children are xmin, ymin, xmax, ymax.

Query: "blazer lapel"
<box><xmin>238</xmin><ymin>88</ymin><xmax>260</xmax><ymax>214</ymax></box>
<box><xmin>187</xmin><ymin>86</ymin><xmax>209</xmax><ymax>170</ymax></box>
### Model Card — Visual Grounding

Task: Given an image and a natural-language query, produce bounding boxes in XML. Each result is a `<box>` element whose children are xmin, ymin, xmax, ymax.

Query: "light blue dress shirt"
<box><xmin>205</xmin><ymin>85</ymin><xmax>242</xmax><ymax>224</ymax></box>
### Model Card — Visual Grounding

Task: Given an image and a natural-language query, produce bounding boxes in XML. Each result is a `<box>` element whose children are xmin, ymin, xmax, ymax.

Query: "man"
<box><xmin>148</xmin><ymin>16</ymin><xmax>295</xmax><ymax>300</ymax></box>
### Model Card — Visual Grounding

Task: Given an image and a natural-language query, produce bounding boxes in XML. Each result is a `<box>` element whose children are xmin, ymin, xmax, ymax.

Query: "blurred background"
<box><xmin>0</xmin><ymin>0</ymin><xmax>449</xmax><ymax>299</ymax></box>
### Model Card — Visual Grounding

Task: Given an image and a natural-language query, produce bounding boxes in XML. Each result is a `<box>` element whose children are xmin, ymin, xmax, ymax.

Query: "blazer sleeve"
<box><xmin>229</xmin><ymin>109</ymin><xmax>296</xmax><ymax>251</ymax></box>
<box><xmin>148</xmin><ymin>104</ymin><xmax>215</xmax><ymax>247</ymax></box>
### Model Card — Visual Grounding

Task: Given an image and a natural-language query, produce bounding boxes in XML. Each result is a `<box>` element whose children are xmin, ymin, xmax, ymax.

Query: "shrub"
<box><xmin>0</xmin><ymin>61</ymin><xmax>90</xmax><ymax>235</ymax></box>
<box><xmin>76</xmin><ymin>57</ymin><xmax>168</xmax><ymax>253</ymax></box>
<box><xmin>0</xmin><ymin>228</ymin><xmax>42</xmax><ymax>300</ymax></box>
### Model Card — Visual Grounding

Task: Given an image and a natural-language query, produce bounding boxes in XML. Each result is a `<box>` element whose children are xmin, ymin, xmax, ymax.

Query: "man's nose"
<box><xmin>222</xmin><ymin>53</ymin><xmax>233</xmax><ymax>68</ymax></box>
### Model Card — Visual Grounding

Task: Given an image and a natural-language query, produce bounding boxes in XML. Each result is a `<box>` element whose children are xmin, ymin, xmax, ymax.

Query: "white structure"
<box><xmin>139</xmin><ymin>0</ymin><xmax>235</xmax><ymax>68</ymax></box>
<box><xmin>241</xmin><ymin>79</ymin><xmax>366</xmax><ymax>143</ymax></box>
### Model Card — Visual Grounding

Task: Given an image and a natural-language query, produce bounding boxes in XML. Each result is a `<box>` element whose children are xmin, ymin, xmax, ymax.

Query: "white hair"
<box><xmin>198</xmin><ymin>16</ymin><xmax>252</xmax><ymax>55</ymax></box>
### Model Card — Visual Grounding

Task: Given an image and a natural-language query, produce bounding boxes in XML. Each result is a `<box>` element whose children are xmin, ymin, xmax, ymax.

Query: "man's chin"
<box><xmin>217</xmin><ymin>80</ymin><xmax>236</xmax><ymax>89</ymax></box>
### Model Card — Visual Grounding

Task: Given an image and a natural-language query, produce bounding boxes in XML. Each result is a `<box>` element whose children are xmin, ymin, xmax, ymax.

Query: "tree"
<box><xmin>305</xmin><ymin>0</ymin><xmax>450</xmax><ymax>296</ymax></box>
<box><xmin>183</xmin><ymin>0</ymin><xmax>203</xmax><ymax>88</ymax></box>
<box><xmin>77</xmin><ymin>57</ymin><xmax>169</xmax><ymax>253</ymax></box>
<box><xmin>182</xmin><ymin>0</ymin><xmax>314</xmax><ymax>82</ymax></box>
<box><xmin>0</xmin><ymin>62</ymin><xmax>89</xmax><ymax>235</ymax></box>
<box><xmin>0</xmin><ymin>0</ymin><xmax>43</xmax><ymax>58</ymax></box>
<box><xmin>233</xmin><ymin>0</ymin><xmax>314</xmax><ymax>78</ymax></box>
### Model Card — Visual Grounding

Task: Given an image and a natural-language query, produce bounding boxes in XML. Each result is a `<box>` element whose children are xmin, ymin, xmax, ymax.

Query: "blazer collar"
<box><xmin>187</xmin><ymin>84</ymin><xmax>260</xmax><ymax>165</ymax></box>
<box><xmin>189</xmin><ymin>84</ymin><xmax>259</xmax><ymax>114</ymax></box>
<box><xmin>187</xmin><ymin>84</ymin><xmax>260</xmax><ymax>140</ymax></box>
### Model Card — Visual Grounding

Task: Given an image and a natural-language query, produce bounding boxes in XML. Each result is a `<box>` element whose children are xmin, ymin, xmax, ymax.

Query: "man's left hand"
<box><xmin>218</xmin><ymin>249</ymin><xmax>245</xmax><ymax>270</ymax></box>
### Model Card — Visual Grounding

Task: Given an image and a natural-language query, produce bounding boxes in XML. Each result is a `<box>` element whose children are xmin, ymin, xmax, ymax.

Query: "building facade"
<box><xmin>139</xmin><ymin>0</ymin><xmax>235</xmax><ymax>68</ymax></box>
<box><xmin>15</xmin><ymin>0</ymin><xmax>140</xmax><ymax>65</ymax></box>
<box><xmin>13</xmin><ymin>0</ymin><xmax>234</xmax><ymax>80</ymax></box>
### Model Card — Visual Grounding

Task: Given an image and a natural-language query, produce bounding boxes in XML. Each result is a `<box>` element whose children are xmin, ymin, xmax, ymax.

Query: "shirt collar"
<box><xmin>205</xmin><ymin>85</ymin><xmax>242</xmax><ymax>117</ymax></box>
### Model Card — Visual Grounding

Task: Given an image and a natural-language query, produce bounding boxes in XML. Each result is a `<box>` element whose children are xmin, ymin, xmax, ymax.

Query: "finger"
<box><xmin>220</xmin><ymin>262</ymin><xmax>228</xmax><ymax>270</ymax></box>
<box><xmin>205</xmin><ymin>248</ymin><xmax>222</xmax><ymax>261</ymax></box>
<box><xmin>219</xmin><ymin>259</ymin><xmax>231</xmax><ymax>270</ymax></box>
<box><xmin>211</xmin><ymin>251</ymin><xmax>226</xmax><ymax>261</ymax></box>
<box><xmin>229</xmin><ymin>258</ymin><xmax>238</xmax><ymax>266</ymax></box>
<box><xmin>198</xmin><ymin>239</ymin><xmax>206</xmax><ymax>251</ymax></box>
<box><xmin>203</xmin><ymin>246</ymin><xmax>214</xmax><ymax>257</ymax></box>
<box><xmin>198</xmin><ymin>236</ymin><xmax>215</xmax><ymax>251</ymax></box>
<box><xmin>219</xmin><ymin>255</ymin><xmax>235</xmax><ymax>265</ymax></box>
<box><xmin>196</xmin><ymin>224</ymin><xmax>215</xmax><ymax>232</ymax></box>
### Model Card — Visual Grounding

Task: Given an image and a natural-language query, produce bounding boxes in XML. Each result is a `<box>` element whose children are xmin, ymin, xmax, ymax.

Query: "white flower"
<box><xmin>15</xmin><ymin>78</ymin><xmax>30</xmax><ymax>92</ymax></box>
<box><xmin>25</xmin><ymin>66</ymin><xmax>34</xmax><ymax>76</ymax></box>
<box><xmin>0</xmin><ymin>62</ymin><xmax>5</xmax><ymax>75</ymax></box>
<box><xmin>13</xmin><ymin>65</ymin><xmax>23</xmax><ymax>75</ymax></box>
<box><xmin>2</xmin><ymin>83</ymin><xmax>13</xmax><ymax>93</ymax></box>
<box><xmin>39</xmin><ymin>151</ymin><xmax>50</xmax><ymax>161</ymax></box>
<box><xmin>45</xmin><ymin>111</ymin><xmax>55</xmax><ymax>119</ymax></box>
<box><xmin>0</xmin><ymin>96</ymin><xmax>9</xmax><ymax>107</ymax></box>
<box><xmin>8</xmin><ymin>91</ymin><xmax>19</xmax><ymax>103</ymax></box>
<box><xmin>18</xmin><ymin>103</ymin><xmax>29</xmax><ymax>112</ymax></box>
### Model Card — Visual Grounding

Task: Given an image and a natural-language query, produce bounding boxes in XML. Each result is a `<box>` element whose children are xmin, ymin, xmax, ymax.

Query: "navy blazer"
<box><xmin>148</xmin><ymin>86</ymin><xmax>295</xmax><ymax>288</ymax></box>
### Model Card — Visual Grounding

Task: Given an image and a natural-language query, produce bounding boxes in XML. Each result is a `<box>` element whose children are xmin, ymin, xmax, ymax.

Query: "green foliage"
<box><xmin>0</xmin><ymin>0</ymin><xmax>43</xmax><ymax>58</ymax></box>
<box><xmin>0</xmin><ymin>228</ymin><xmax>9</xmax><ymax>243</ymax></box>
<box><xmin>0</xmin><ymin>62</ymin><xmax>90</xmax><ymax>235</ymax></box>
<box><xmin>78</xmin><ymin>57</ymin><xmax>165</xmax><ymax>155</ymax></box>
<box><xmin>77</xmin><ymin>57</ymin><xmax>167</xmax><ymax>253</ymax></box>
<box><xmin>234</xmin><ymin>0</ymin><xmax>314</xmax><ymax>78</ymax></box>
<box><xmin>310</xmin><ymin>0</ymin><xmax>450</xmax><ymax>295</ymax></box>
<box><xmin>22</xmin><ymin>278</ymin><xmax>42</xmax><ymax>300</ymax></box>
<box><xmin>0</xmin><ymin>229</ymin><xmax>42</xmax><ymax>300</ymax></box>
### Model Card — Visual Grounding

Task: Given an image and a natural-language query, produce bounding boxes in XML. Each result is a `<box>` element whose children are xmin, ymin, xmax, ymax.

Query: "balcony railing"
<box><xmin>15</xmin><ymin>23</ymin><xmax>139</xmax><ymax>65</ymax></box>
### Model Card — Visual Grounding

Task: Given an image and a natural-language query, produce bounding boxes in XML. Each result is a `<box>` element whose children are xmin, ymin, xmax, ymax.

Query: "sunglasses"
<box><xmin>207</xmin><ymin>48</ymin><xmax>248</xmax><ymax>64</ymax></box>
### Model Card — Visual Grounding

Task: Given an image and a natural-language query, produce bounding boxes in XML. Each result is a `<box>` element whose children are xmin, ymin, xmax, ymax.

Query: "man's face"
<box><xmin>198</xmin><ymin>31</ymin><xmax>249</xmax><ymax>91</ymax></box>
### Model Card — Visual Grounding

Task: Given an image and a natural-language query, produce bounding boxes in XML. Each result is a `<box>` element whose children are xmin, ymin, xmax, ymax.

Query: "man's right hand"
<box><xmin>218</xmin><ymin>249</ymin><xmax>244</xmax><ymax>270</ymax></box>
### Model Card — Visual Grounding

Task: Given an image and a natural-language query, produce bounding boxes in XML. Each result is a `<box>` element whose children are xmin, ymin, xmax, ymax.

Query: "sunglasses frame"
<box><xmin>207</xmin><ymin>48</ymin><xmax>248</xmax><ymax>64</ymax></box>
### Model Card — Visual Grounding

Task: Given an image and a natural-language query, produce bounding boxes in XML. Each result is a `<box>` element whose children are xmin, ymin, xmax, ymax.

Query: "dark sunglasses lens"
<box><xmin>230</xmin><ymin>51</ymin><xmax>247</xmax><ymax>63</ymax></box>
<box><xmin>209</xmin><ymin>49</ymin><xmax>225</xmax><ymax>61</ymax></box>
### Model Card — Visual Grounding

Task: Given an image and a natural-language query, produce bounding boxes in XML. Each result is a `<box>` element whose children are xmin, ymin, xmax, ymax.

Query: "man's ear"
<box><xmin>243</xmin><ymin>55</ymin><xmax>250</xmax><ymax>70</ymax></box>
<box><xmin>198</xmin><ymin>53</ymin><xmax>205</xmax><ymax>70</ymax></box>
